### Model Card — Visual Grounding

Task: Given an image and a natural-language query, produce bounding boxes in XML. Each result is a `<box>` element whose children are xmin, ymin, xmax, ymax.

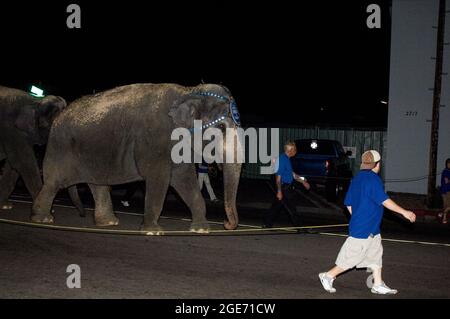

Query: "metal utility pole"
<box><xmin>427</xmin><ymin>0</ymin><xmax>446</xmax><ymax>207</ymax></box>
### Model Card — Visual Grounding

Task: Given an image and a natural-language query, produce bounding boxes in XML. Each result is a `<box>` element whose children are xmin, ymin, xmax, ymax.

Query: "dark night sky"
<box><xmin>1</xmin><ymin>0</ymin><xmax>391</xmax><ymax>128</ymax></box>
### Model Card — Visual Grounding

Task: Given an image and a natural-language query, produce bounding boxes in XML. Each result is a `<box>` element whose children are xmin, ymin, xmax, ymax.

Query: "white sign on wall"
<box><xmin>343</xmin><ymin>146</ymin><xmax>357</xmax><ymax>159</ymax></box>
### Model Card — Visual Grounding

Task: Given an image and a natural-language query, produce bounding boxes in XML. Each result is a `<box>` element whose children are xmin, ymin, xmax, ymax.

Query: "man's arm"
<box><xmin>293</xmin><ymin>173</ymin><xmax>311</xmax><ymax>190</ymax></box>
<box><xmin>275</xmin><ymin>175</ymin><xmax>283</xmax><ymax>200</ymax></box>
<box><xmin>382</xmin><ymin>198</ymin><xmax>416</xmax><ymax>223</ymax></box>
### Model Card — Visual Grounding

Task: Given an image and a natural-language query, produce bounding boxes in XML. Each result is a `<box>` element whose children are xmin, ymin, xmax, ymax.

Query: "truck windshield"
<box><xmin>295</xmin><ymin>140</ymin><xmax>335</xmax><ymax>156</ymax></box>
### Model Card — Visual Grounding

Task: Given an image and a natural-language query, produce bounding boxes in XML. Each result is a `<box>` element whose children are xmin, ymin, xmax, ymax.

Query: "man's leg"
<box><xmin>442</xmin><ymin>193</ymin><xmax>450</xmax><ymax>223</ymax></box>
<box><xmin>264</xmin><ymin>197</ymin><xmax>283</xmax><ymax>227</ymax></box>
<box><xmin>198</xmin><ymin>173</ymin><xmax>205</xmax><ymax>189</ymax></box>
<box><xmin>327</xmin><ymin>266</ymin><xmax>346</xmax><ymax>279</ymax></box>
<box><xmin>372</xmin><ymin>267</ymin><xmax>383</xmax><ymax>286</ymax></box>
<box><xmin>319</xmin><ymin>237</ymin><xmax>362</xmax><ymax>293</ymax></box>
<box><xmin>203</xmin><ymin>174</ymin><xmax>217</xmax><ymax>201</ymax></box>
<box><xmin>363</xmin><ymin>235</ymin><xmax>397</xmax><ymax>294</ymax></box>
<box><xmin>283</xmin><ymin>186</ymin><xmax>302</xmax><ymax>226</ymax></box>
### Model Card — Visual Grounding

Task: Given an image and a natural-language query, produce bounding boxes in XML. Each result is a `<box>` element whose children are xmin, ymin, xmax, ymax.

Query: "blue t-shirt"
<box><xmin>440</xmin><ymin>168</ymin><xmax>450</xmax><ymax>194</ymax></box>
<box><xmin>344</xmin><ymin>170</ymin><xmax>389</xmax><ymax>239</ymax></box>
<box><xmin>197</xmin><ymin>161</ymin><xmax>209</xmax><ymax>174</ymax></box>
<box><xmin>274</xmin><ymin>153</ymin><xmax>293</xmax><ymax>184</ymax></box>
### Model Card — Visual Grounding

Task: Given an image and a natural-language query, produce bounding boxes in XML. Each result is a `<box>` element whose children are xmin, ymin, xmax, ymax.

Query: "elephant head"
<box><xmin>14</xmin><ymin>95</ymin><xmax>67</xmax><ymax>144</ymax></box>
<box><xmin>169</xmin><ymin>84</ymin><xmax>242</xmax><ymax>230</ymax></box>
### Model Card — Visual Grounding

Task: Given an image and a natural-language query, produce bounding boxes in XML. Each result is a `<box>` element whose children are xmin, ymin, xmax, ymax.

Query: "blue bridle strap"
<box><xmin>187</xmin><ymin>91</ymin><xmax>241</xmax><ymax>132</ymax></box>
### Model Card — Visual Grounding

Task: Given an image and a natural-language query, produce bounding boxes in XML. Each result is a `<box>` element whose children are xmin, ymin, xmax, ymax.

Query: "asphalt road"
<box><xmin>0</xmin><ymin>179</ymin><xmax>449</xmax><ymax>299</ymax></box>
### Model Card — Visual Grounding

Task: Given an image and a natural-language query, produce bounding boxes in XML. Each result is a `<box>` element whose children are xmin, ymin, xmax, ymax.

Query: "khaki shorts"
<box><xmin>443</xmin><ymin>192</ymin><xmax>450</xmax><ymax>212</ymax></box>
<box><xmin>335</xmin><ymin>235</ymin><xmax>383</xmax><ymax>271</ymax></box>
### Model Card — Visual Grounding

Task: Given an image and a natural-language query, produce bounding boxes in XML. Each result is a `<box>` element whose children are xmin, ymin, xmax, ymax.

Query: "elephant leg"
<box><xmin>15</xmin><ymin>159</ymin><xmax>42</xmax><ymax>200</ymax></box>
<box><xmin>0</xmin><ymin>161</ymin><xmax>19</xmax><ymax>210</ymax></box>
<box><xmin>5</xmin><ymin>141</ymin><xmax>42</xmax><ymax>200</ymax></box>
<box><xmin>88</xmin><ymin>184</ymin><xmax>118</xmax><ymax>226</ymax></box>
<box><xmin>170</xmin><ymin>164</ymin><xmax>209</xmax><ymax>233</ymax></box>
<box><xmin>31</xmin><ymin>181</ymin><xmax>59</xmax><ymax>223</ymax></box>
<box><xmin>141</xmin><ymin>170</ymin><xmax>170</xmax><ymax>235</ymax></box>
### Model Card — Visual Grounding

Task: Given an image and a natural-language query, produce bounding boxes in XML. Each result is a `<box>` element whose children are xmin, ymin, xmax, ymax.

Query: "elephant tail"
<box><xmin>68</xmin><ymin>185</ymin><xmax>86</xmax><ymax>217</ymax></box>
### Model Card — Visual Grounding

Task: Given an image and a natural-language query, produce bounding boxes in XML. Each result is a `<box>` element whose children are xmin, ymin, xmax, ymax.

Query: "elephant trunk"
<box><xmin>223</xmin><ymin>162</ymin><xmax>241</xmax><ymax>230</ymax></box>
<box><xmin>222</xmin><ymin>126</ymin><xmax>242</xmax><ymax>230</ymax></box>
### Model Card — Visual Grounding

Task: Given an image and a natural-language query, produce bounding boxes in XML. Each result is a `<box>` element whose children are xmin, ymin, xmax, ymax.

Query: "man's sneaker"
<box><xmin>371</xmin><ymin>282</ymin><xmax>398</xmax><ymax>295</ymax></box>
<box><xmin>318</xmin><ymin>273</ymin><xmax>336</xmax><ymax>293</ymax></box>
<box><xmin>121</xmin><ymin>201</ymin><xmax>130</xmax><ymax>207</ymax></box>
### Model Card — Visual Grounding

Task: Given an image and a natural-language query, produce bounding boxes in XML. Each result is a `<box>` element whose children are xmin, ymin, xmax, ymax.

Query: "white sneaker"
<box><xmin>318</xmin><ymin>273</ymin><xmax>336</xmax><ymax>293</ymax></box>
<box><xmin>371</xmin><ymin>282</ymin><xmax>398</xmax><ymax>295</ymax></box>
<box><xmin>121</xmin><ymin>201</ymin><xmax>130</xmax><ymax>207</ymax></box>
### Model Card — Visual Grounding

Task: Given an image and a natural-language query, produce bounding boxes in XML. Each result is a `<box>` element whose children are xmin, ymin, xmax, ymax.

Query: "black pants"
<box><xmin>122</xmin><ymin>182</ymin><xmax>142</xmax><ymax>202</ymax></box>
<box><xmin>264</xmin><ymin>184</ymin><xmax>302</xmax><ymax>227</ymax></box>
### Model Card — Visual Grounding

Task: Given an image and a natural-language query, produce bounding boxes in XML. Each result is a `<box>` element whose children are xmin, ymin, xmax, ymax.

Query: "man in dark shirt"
<box><xmin>197</xmin><ymin>160</ymin><xmax>218</xmax><ymax>202</ymax></box>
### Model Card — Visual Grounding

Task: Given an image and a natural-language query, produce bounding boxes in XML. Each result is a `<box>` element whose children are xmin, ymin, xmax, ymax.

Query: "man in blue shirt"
<box><xmin>318</xmin><ymin>150</ymin><xmax>416</xmax><ymax>295</ymax></box>
<box><xmin>263</xmin><ymin>141</ymin><xmax>310</xmax><ymax>228</ymax></box>
<box><xmin>197</xmin><ymin>160</ymin><xmax>218</xmax><ymax>202</ymax></box>
<box><xmin>439</xmin><ymin>158</ymin><xmax>450</xmax><ymax>224</ymax></box>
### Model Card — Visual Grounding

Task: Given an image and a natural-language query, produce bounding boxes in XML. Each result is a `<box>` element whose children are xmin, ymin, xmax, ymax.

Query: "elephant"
<box><xmin>0</xmin><ymin>85</ymin><xmax>85</xmax><ymax>212</ymax></box>
<box><xmin>32</xmin><ymin>83</ymin><xmax>242</xmax><ymax>233</ymax></box>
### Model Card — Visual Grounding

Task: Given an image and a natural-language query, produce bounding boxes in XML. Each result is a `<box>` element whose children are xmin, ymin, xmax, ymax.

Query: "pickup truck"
<box><xmin>291</xmin><ymin>139</ymin><xmax>353</xmax><ymax>202</ymax></box>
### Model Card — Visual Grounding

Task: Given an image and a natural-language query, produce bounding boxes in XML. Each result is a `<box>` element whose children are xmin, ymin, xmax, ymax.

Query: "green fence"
<box><xmin>240</xmin><ymin>127</ymin><xmax>387</xmax><ymax>180</ymax></box>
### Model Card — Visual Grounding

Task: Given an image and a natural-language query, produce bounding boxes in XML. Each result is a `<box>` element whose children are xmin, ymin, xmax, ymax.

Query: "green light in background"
<box><xmin>29</xmin><ymin>85</ymin><xmax>45</xmax><ymax>97</ymax></box>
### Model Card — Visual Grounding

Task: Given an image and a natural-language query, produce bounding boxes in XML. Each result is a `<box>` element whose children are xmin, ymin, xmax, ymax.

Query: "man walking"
<box><xmin>197</xmin><ymin>160</ymin><xmax>218</xmax><ymax>202</ymax></box>
<box><xmin>318</xmin><ymin>150</ymin><xmax>416</xmax><ymax>295</ymax></box>
<box><xmin>263</xmin><ymin>141</ymin><xmax>310</xmax><ymax>228</ymax></box>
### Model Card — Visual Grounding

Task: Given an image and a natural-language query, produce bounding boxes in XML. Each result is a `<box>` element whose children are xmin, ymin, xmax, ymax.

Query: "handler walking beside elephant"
<box><xmin>197</xmin><ymin>159</ymin><xmax>218</xmax><ymax>202</ymax></box>
<box><xmin>263</xmin><ymin>141</ymin><xmax>310</xmax><ymax>228</ymax></box>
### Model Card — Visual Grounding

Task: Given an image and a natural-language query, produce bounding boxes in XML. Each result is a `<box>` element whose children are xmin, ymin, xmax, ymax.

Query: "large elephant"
<box><xmin>0</xmin><ymin>85</ymin><xmax>69</xmax><ymax>209</ymax></box>
<box><xmin>32</xmin><ymin>83</ymin><xmax>242</xmax><ymax>233</ymax></box>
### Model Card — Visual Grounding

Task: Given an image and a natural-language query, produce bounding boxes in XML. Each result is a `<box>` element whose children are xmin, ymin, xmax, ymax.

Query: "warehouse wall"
<box><xmin>386</xmin><ymin>0</ymin><xmax>450</xmax><ymax>194</ymax></box>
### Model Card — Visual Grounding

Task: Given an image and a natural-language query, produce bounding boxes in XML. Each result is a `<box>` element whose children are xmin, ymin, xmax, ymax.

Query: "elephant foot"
<box><xmin>1</xmin><ymin>202</ymin><xmax>13</xmax><ymax>210</ymax></box>
<box><xmin>141</xmin><ymin>224</ymin><xmax>164</xmax><ymax>236</ymax></box>
<box><xmin>190</xmin><ymin>221</ymin><xmax>210</xmax><ymax>234</ymax></box>
<box><xmin>95</xmin><ymin>214</ymin><xmax>119</xmax><ymax>227</ymax></box>
<box><xmin>31</xmin><ymin>213</ymin><xmax>54</xmax><ymax>224</ymax></box>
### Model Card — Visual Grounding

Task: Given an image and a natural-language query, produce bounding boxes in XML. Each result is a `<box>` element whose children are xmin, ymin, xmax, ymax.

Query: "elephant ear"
<box><xmin>37</xmin><ymin>95</ymin><xmax>67</xmax><ymax>129</ymax></box>
<box><xmin>38</xmin><ymin>95</ymin><xmax>67</xmax><ymax>118</ymax></box>
<box><xmin>168</xmin><ymin>97</ymin><xmax>202</xmax><ymax>127</ymax></box>
<box><xmin>14</xmin><ymin>104</ymin><xmax>38</xmax><ymax>138</ymax></box>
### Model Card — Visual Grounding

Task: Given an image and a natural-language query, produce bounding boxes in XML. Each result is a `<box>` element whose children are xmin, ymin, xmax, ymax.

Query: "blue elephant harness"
<box><xmin>188</xmin><ymin>91</ymin><xmax>241</xmax><ymax>132</ymax></box>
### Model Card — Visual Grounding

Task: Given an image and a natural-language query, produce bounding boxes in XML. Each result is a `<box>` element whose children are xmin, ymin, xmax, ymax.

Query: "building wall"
<box><xmin>386</xmin><ymin>0</ymin><xmax>450</xmax><ymax>194</ymax></box>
